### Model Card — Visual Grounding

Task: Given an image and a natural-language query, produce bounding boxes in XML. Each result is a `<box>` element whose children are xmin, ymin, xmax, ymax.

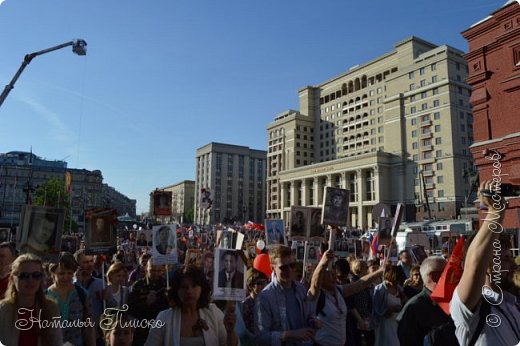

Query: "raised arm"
<box><xmin>456</xmin><ymin>179</ymin><xmax>507</xmax><ymax>311</ymax></box>
<box><xmin>308</xmin><ymin>249</ymin><xmax>334</xmax><ymax>298</ymax></box>
<box><xmin>341</xmin><ymin>265</ymin><xmax>385</xmax><ymax>298</ymax></box>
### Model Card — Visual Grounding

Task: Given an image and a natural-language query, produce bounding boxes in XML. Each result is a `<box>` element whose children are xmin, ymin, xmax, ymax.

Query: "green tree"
<box><xmin>184</xmin><ymin>207</ymin><xmax>194</xmax><ymax>223</ymax></box>
<box><xmin>33</xmin><ymin>178</ymin><xmax>78</xmax><ymax>233</ymax></box>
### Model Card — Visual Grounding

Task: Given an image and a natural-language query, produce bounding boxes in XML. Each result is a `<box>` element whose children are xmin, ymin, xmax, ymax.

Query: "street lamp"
<box><xmin>0</xmin><ymin>39</ymin><xmax>88</xmax><ymax>109</ymax></box>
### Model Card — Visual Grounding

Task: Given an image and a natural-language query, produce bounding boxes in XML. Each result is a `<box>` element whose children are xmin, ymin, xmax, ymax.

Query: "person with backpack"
<box><xmin>309</xmin><ymin>250</ymin><xmax>384</xmax><ymax>346</ymax></box>
<box><xmin>46</xmin><ymin>251</ymin><xmax>96</xmax><ymax>346</ymax></box>
<box><xmin>396</xmin><ymin>256</ymin><xmax>459</xmax><ymax>346</ymax></box>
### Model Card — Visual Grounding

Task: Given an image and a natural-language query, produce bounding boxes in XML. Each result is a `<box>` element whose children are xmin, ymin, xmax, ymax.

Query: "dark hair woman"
<box><xmin>145</xmin><ymin>265</ymin><xmax>238</xmax><ymax>345</ymax></box>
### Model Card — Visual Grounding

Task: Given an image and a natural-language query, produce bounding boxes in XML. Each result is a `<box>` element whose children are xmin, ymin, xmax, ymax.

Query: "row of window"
<box><xmin>408</xmin><ymin>63</ymin><xmax>437</xmax><ymax>79</ymax></box>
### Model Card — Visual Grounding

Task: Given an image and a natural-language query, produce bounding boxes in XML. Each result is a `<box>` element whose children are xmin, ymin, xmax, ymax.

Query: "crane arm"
<box><xmin>0</xmin><ymin>39</ymin><xmax>87</xmax><ymax>109</ymax></box>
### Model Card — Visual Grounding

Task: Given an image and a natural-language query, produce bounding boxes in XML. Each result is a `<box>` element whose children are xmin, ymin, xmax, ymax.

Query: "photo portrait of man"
<box><xmin>217</xmin><ymin>250</ymin><xmax>244</xmax><ymax>289</ymax></box>
<box><xmin>90</xmin><ymin>216</ymin><xmax>112</xmax><ymax>244</ymax></box>
<box><xmin>308</xmin><ymin>208</ymin><xmax>325</xmax><ymax>238</ymax></box>
<box><xmin>322</xmin><ymin>187</ymin><xmax>349</xmax><ymax>226</ymax></box>
<box><xmin>296</xmin><ymin>245</ymin><xmax>305</xmax><ymax>260</ymax></box>
<box><xmin>136</xmin><ymin>232</ymin><xmax>148</xmax><ymax>246</ymax></box>
<box><xmin>290</xmin><ymin>207</ymin><xmax>306</xmax><ymax>238</ymax></box>
<box><xmin>154</xmin><ymin>225</ymin><xmax>173</xmax><ymax>255</ymax></box>
<box><xmin>378</xmin><ymin>217</ymin><xmax>393</xmax><ymax>241</ymax></box>
<box><xmin>21</xmin><ymin>208</ymin><xmax>63</xmax><ymax>257</ymax></box>
<box><xmin>307</xmin><ymin>246</ymin><xmax>317</xmax><ymax>261</ymax></box>
<box><xmin>266</xmin><ymin>219</ymin><xmax>284</xmax><ymax>245</ymax></box>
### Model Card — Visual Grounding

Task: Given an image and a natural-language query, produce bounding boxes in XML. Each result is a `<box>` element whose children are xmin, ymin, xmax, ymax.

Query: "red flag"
<box><xmin>430</xmin><ymin>236</ymin><xmax>465</xmax><ymax>315</ymax></box>
<box><xmin>371</xmin><ymin>233</ymin><xmax>379</xmax><ymax>258</ymax></box>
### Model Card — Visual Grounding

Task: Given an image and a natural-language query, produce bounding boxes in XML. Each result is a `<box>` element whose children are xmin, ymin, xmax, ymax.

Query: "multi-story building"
<box><xmin>267</xmin><ymin>36</ymin><xmax>474</xmax><ymax>228</ymax></box>
<box><xmin>102</xmin><ymin>184</ymin><xmax>137</xmax><ymax>219</ymax></box>
<box><xmin>194</xmin><ymin>143</ymin><xmax>267</xmax><ymax>225</ymax></box>
<box><xmin>462</xmin><ymin>0</ymin><xmax>520</xmax><ymax>231</ymax></box>
<box><xmin>149</xmin><ymin>180</ymin><xmax>195</xmax><ymax>224</ymax></box>
<box><xmin>0</xmin><ymin>151</ymin><xmax>135</xmax><ymax>231</ymax></box>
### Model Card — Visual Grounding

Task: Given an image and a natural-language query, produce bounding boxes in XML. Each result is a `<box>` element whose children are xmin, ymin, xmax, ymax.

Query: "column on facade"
<box><xmin>326</xmin><ymin>174</ymin><xmax>332</xmax><ymax>187</ymax></box>
<box><xmin>314</xmin><ymin>177</ymin><xmax>322</xmax><ymax>206</ymax></box>
<box><xmin>341</xmin><ymin>171</ymin><xmax>348</xmax><ymax>190</ymax></box>
<box><xmin>290</xmin><ymin>181</ymin><xmax>297</xmax><ymax>208</ymax></box>
<box><xmin>280</xmin><ymin>181</ymin><xmax>286</xmax><ymax>215</ymax></box>
<box><xmin>373</xmin><ymin>166</ymin><xmax>381</xmax><ymax>202</ymax></box>
<box><xmin>356</xmin><ymin>169</ymin><xmax>364</xmax><ymax>229</ymax></box>
<box><xmin>301</xmin><ymin>179</ymin><xmax>310</xmax><ymax>206</ymax></box>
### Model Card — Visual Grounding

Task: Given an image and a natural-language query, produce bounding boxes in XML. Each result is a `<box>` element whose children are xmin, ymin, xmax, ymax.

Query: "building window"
<box><xmin>433</xmin><ymin>100</ymin><xmax>439</xmax><ymax>107</ymax></box>
<box><xmin>432</xmin><ymin>88</ymin><xmax>438</xmax><ymax>95</ymax></box>
<box><xmin>410</xmin><ymin>84</ymin><xmax>415</xmax><ymax>91</ymax></box>
<box><xmin>409</xmin><ymin>71</ymin><xmax>414</xmax><ymax>79</ymax></box>
<box><xmin>420</xmin><ymin>80</ymin><xmax>426</xmax><ymax>87</ymax></box>
<box><xmin>421</xmin><ymin>103</ymin><xmax>428</xmax><ymax>110</ymax></box>
<box><xmin>431</xmin><ymin>63</ymin><xmax>437</xmax><ymax>71</ymax></box>
<box><xmin>420</xmin><ymin>67</ymin><xmax>425</xmax><ymax>75</ymax></box>
<box><xmin>410</xmin><ymin>95</ymin><xmax>416</xmax><ymax>102</ymax></box>
<box><xmin>435</xmin><ymin>137</ymin><xmax>442</xmax><ymax>145</ymax></box>
<box><xmin>411</xmin><ymin>106</ymin><xmax>416</xmax><ymax>114</ymax></box>
<box><xmin>411</xmin><ymin>118</ymin><xmax>417</xmax><ymax>125</ymax></box>
<box><xmin>413</xmin><ymin>154</ymin><xmax>419</xmax><ymax>161</ymax></box>
<box><xmin>435</xmin><ymin>125</ymin><xmax>441</xmax><ymax>132</ymax></box>
<box><xmin>412</xmin><ymin>130</ymin><xmax>417</xmax><ymax>138</ymax></box>
<box><xmin>437</xmin><ymin>176</ymin><xmax>444</xmax><ymax>183</ymax></box>
<box><xmin>437</xmin><ymin>162</ymin><xmax>443</xmax><ymax>170</ymax></box>
<box><xmin>412</xmin><ymin>142</ymin><xmax>418</xmax><ymax>149</ymax></box>
<box><xmin>436</xmin><ymin>150</ymin><xmax>442</xmax><ymax>157</ymax></box>
<box><xmin>438</xmin><ymin>190</ymin><xmax>444</xmax><ymax>198</ymax></box>
<box><xmin>432</xmin><ymin>75</ymin><xmax>438</xmax><ymax>83</ymax></box>
<box><xmin>434</xmin><ymin>112</ymin><xmax>440</xmax><ymax>120</ymax></box>
<box><xmin>421</xmin><ymin>91</ymin><xmax>427</xmax><ymax>99</ymax></box>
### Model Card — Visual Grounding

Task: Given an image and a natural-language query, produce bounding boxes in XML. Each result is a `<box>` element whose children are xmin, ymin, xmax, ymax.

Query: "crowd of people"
<box><xmin>0</xmin><ymin>180</ymin><xmax>519</xmax><ymax>345</ymax></box>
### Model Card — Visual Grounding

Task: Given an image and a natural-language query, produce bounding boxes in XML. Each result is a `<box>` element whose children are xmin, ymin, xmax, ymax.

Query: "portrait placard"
<box><xmin>136</xmin><ymin>229</ymin><xmax>153</xmax><ymax>248</ymax></box>
<box><xmin>200</xmin><ymin>188</ymin><xmax>212</xmax><ymax>209</ymax></box>
<box><xmin>85</xmin><ymin>208</ymin><xmax>117</xmax><ymax>256</ymax></box>
<box><xmin>61</xmin><ymin>235</ymin><xmax>79</xmax><ymax>253</ymax></box>
<box><xmin>18</xmin><ymin>205</ymin><xmax>64</xmax><ymax>262</ymax></box>
<box><xmin>321</xmin><ymin>187</ymin><xmax>350</xmax><ymax>226</ymax></box>
<box><xmin>185</xmin><ymin>248</ymin><xmax>202</xmax><ymax>266</ymax></box>
<box><xmin>307</xmin><ymin>208</ymin><xmax>325</xmax><ymax>239</ymax></box>
<box><xmin>212</xmin><ymin>248</ymin><xmax>247</xmax><ymax>301</ymax></box>
<box><xmin>378</xmin><ymin>216</ymin><xmax>393</xmax><ymax>246</ymax></box>
<box><xmin>290</xmin><ymin>206</ymin><xmax>307</xmax><ymax>239</ymax></box>
<box><xmin>153</xmin><ymin>190</ymin><xmax>172</xmax><ymax>216</ymax></box>
<box><xmin>265</xmin><ymin>219</ymin><xmax>285</xmax><ymax>247</ymax></box>
<box><xmin>151</xmin><ymin>224</ymin><xmax>178</xmax><ymax>265</ymax></box>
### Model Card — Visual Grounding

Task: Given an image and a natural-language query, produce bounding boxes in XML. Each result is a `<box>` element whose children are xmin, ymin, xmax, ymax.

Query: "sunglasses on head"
<box><xmin>16</xmin><ymin>272</ymin><xmax>44</xmax><ymax>280</ymax></box>
<box><xmin>278</xmin><ymin>262</ymin><xmax>297</xmax><ymax>271</ymax></box>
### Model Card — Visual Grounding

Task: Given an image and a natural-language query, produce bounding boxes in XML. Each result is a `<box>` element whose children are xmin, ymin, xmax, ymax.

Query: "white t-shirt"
<box><xmin>450</xmin><ymin>287</ymin><xmax>520</xmax><ymax>345</ymax></box>
<box><xmin>315</xmin><ymin>287</ymin><xmax>348</xmax><ymax>346</ymax></box>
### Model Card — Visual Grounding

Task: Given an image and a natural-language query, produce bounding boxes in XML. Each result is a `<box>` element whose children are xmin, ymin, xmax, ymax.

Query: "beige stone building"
<box><xmin>267</xmin><ymin>36</ymin><xmax>474</xmax><ymax>228</ymax></box>
<box><xmin>195</xmin><ymin>143</ymin><xmax>266</xmax><ymax>225</ymax></box>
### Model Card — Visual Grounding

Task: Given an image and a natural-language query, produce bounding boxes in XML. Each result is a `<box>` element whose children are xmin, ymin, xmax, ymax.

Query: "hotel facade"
<box><xmin>267</xmin><ymin>37</ymin><xmax>475</xmax><ymax>228</ymax></box>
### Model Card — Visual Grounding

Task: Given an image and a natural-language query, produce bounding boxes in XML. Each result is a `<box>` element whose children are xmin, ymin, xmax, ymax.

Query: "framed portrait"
<box><xmin>151</xmin><ymin>224</ymin><xmax>178</xmax><ymax>265</ymax></box>
<box><xmin>185</xmin><ymin>248</ymin><xmax>202</xmax><ymax>266</ymax></box>
<box><xmin>247</xmin><ymin>243</ymin><xmax>256</xmax><ymax>260</ymax></box>
<box><xmin>199</xmin><ymin>188</ymin><xmax>212</xmax><ymax>209</ymax></box>
<box><xmin>306</xmin><ymin>245</ymin><xmax>319</xmax><ymax>264</ymax></box>
<box><xmin>85</xmin><ymin>208</ymin><xmax>117</xmax><ymax>255</ymax></box>
<box><xmin>212</xmin><ymin>248</ymin><xmax>247</xmax><ymax>301</ymax></box>
<box><xmin>296</xmin><ymin>245</ymin><xmax>305</xmax><ymax>261</ymax></box>
<box><xmin>153</xmin><ymin>190</ymin><xmax>172</xmax><ymax>216</ymax></box>
<box><xmin>290</xmin><ymin>206</ymin><xmax>307</xmax><ymax>239</ymax></box>
<box><xmin>136</xmin><ymin>229</ymin><xmax>153</xmax><ymax>248</ymax></box>
<box><xmin>333</xmin><ymin>238</ymin><xmax>349</xmax><ymax>257</ymax></box>
<box><xmin>18</xmin><ymin>205</ymin><xmax>64</xmax><ymax>262</ymax></box>
<box><xmin>307</xmin><ymin>208</ymin><xmax>325</xmax><ymax>239</ymax></box>
<box><xmin>265</xmin><ymin>219</ymin><xmax>285</xmax><ymax>247</ymax></box>
<box><xmin>378</xmin><ymin>216</ymin><xmax>393</xmax><ymax>245</ymax></box>
<box><xmin>61</xmin><ymin>235</ymin><xmax>79</xmax><ymax>253</ymax></box>
<box><xmin>0</xmin><ymin>227</ymin><xmax>10</xmax><ymax>243</ymax></box>
<box><xmin>322</xmin><ymin>187</ymin><xmax>350</xmax><ymax>226</ymax></box>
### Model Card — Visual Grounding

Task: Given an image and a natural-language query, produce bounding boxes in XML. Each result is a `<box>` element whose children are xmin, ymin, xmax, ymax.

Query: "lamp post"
<box><xmin>0</xmin><ymin>39</ymin><xmax>87</xmax><ymax>109</ymax></box>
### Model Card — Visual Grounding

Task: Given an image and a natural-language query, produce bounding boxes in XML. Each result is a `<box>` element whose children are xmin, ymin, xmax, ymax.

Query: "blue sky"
<box><xmin>0</xmin><ymin>0</ymin><xmax>506</xmax><ymax>214</ymax></box>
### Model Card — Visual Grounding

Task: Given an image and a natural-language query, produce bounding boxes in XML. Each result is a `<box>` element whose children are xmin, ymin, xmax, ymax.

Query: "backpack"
<box><xmin>316</xmin><ymin>286</ymin><xmax>345</xmax><ymax>317</ymax></box>
<box><xmin>424</xmin><ymin>299</ymin><xmax>491</xmax><ymax>346</ymax></box>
